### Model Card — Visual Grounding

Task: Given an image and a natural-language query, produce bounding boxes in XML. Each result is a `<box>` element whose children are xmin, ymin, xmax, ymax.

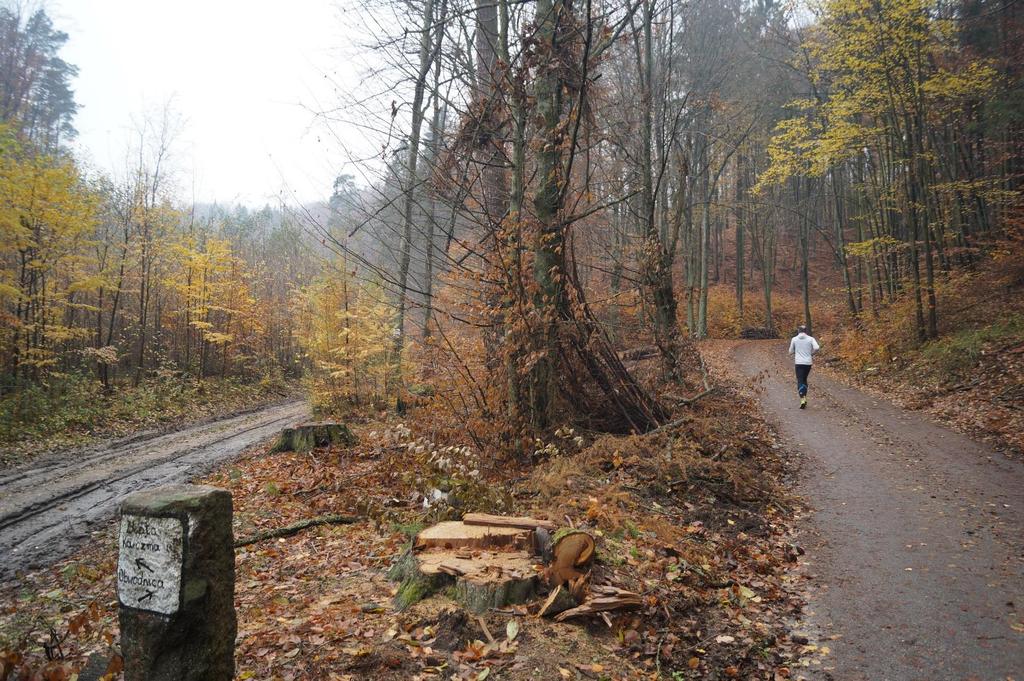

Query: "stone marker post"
<box><xmin>117</xmin><ymin>484</ymin><xmax>236</xmax><ymax>681</ymax></box>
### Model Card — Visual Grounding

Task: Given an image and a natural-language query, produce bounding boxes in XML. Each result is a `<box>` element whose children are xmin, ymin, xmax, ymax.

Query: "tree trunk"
<box><xmin>422</xmin><ymin>0</ymin><xmax>448</xmax><ymax>338</ymax></box>
<box><xmin>735</xmin><ymin>153</ymin><xmax>745</xmax><ymax>324</ymax></box>
<box><xmin>696</xmin><ymin>162</ymin><xmax>711</xmax><ymax>339</ymax></box>
<box><xmin>637</xmin><ymin>0</ymin><xmax>682</xmax><ymax>377</ymax></box>
<box><xmin>393</xmin><ymin>0</ymin><xmax>438</xmax><ymax>404</ymax></box>
<box><xmin>831</xmin><ymin>167</ymin><xmax>857</xmax><ymax>316</ymax></box>
<box><xmin>527</xmin><ymin>0</ymin><xmax>571</xmax><ymax>428</ymax></box>
<box><xmin>797</xmin><ymin>177</ymin><xmax>812</xmax><ymax>334</ymax></box>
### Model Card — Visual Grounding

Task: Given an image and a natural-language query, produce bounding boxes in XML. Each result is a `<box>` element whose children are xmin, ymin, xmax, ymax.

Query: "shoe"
<box><xmin>800</xmin><ymin>397</ymin><xmax>807</xmax><ymax>409</ymax></box>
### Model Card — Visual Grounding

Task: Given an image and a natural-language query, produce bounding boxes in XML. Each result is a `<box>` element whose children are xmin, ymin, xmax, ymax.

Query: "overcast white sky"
<box><xmin>53</xmin><ymin>0</ymin><xmax>361</xmax><ymax>206</ymax></box>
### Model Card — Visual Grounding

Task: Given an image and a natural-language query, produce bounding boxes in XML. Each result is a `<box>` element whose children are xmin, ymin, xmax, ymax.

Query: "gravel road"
<box><xmin>0</xmin><ymin>400</ymin><xmax>308</xmax><ymax>583</ymax></box>
<box><xmin>731</xmin><ymin>341</ymin><xmax>1023</xmax><ymax>680</ymax></box>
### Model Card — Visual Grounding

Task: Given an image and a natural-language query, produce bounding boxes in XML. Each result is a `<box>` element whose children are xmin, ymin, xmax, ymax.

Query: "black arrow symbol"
<box><xmin>138</xmin><ymin>590</ymin><xmax>155</xmax><ymax>604</ymax></box>
<box><xmin>135</xmin><ymin>557</ymin><xmax>154</xmax><ymax>573</ymax></box>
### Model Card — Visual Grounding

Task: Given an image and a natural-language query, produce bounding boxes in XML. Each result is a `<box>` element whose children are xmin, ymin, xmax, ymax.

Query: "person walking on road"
<box><xmin>788</xmin><ymin>325</ymin><xmax>820</xmax><ymax>409</ymax></box>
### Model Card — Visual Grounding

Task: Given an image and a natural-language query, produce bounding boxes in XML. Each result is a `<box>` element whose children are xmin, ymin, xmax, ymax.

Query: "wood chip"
<box><xmin>552</xmin><ymin>586</ymin><xmax>643</xmax><ymax>621</ymax></box>
<box><xmin>476</xmin><ymin>616</ymin><xmax>496</xmax><ymax>644</ymax></box>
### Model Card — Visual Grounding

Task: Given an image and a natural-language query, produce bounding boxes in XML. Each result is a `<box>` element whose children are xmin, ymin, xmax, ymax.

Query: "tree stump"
<box><xmin>389</xmin><ymin>520</ymin><xmax>543</xmax><ymax>613</ymax></box>
<box><xmin>271</xmin><ymin>421</ymin><xmax>355</xmax><ymax>453</ymax></box>
<box><xmin>389</xmin><ymin>516</ymin><xmax>642</xmax><ymax>622</ymax></box>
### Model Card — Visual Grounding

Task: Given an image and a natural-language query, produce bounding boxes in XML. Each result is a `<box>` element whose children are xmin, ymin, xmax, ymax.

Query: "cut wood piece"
<box><xmin>567</xmin><ymin>571</ymin><xmax>591</xmax><ymax>602</ymax></box>
<box><xmin>544</xmin><ymin>530</ymin><xmax>596</xmax><ymax>587</ymax></box>
<box><xmin>553</xmin><ymin>586</ymin><xmax>643</xmax><ymax>622</ymax></box>
<box><xmin>553</xmin><ymin>530</ymin><xmax>595</xmax><ymax>565</ymax></box>
<box><xmin>415</xmin><ymin>521</ymin><xmax>532</xmax><ymax>551</ymax></box>
<box><xmin>271</xmin><ymin>421</ymin><xmax>356</xmax><ymax>453</ymax></box>
<box><xmin>462</xmin><ymin>513</ymin><xmax>557</xmax><ymax>531</ymax></box>
<box><xmin>538</xmin><ymin>585</ymin><xmax>577</xmax><ymax>617</ymax></box>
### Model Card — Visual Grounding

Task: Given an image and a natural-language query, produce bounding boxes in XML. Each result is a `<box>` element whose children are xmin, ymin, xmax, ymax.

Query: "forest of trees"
<box><xmin>311</xmin><ymin>0</ymin><xmax>1021</xmax><ymax>436</ymax></box>
<box><xmin>2</xmin><ymin>0</ymin><xmax>1021</xmax><ymax>444</ymax></box>
<box><xmin>0</xmin><ymin>6</ymin><xmax>334</xmax><ymax>437</ymax></box>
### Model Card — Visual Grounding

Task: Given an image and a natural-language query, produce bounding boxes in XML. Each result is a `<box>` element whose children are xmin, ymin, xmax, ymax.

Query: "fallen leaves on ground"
<box><xmin>0</xmin><ymin>372</ymin><xmax>826</xmax><ymax>679</ymax></box>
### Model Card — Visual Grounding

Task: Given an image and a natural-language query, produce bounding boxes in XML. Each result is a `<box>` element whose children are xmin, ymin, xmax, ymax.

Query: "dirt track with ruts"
<box><xmin>0</xmin><ymin>400</ymin><xmax>308</xmax><ymax>583</ymax></box>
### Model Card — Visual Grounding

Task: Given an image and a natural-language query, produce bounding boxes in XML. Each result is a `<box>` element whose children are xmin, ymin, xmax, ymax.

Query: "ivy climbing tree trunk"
<box><xmin>527</xmin><ymin>0</ymin><xmax>569</xmax><ymax>428</ymax></box>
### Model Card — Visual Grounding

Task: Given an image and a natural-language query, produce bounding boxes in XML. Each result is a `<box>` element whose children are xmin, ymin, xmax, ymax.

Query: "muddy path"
<box><xmin>0</xmin><ymin>400</ymin><xmax>308</xmax><ymax>583</ymax></box>
<box><xmin>728</xmin><ymin>340</ymin><xmax>1024</xmax><ymax>680</ymax></box>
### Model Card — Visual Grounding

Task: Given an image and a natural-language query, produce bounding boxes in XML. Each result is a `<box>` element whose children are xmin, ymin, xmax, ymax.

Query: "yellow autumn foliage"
<box><xmin>757</xmin><ymin>0</ymin><xmax>997</xmax><ymax>190</ymax></box>
<box><xmin>296</xmin><ymin>269</ymin><xmax>397</xmax><ymax>412</ymax></box>
<box><xmin>0</xmin><ymin>124</ymin><xmax>100</xmax><ymax>373</ymax></box>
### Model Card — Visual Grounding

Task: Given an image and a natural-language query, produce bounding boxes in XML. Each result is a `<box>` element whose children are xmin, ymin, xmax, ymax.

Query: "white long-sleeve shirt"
<box><xmin>789</xmin><ymin>332</ymin><xmax>820</xmax><ymax>365</ymax></box>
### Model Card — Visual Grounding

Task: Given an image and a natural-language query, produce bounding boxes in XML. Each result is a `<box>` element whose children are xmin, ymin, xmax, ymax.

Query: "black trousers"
<box><xmin>795</xmin><ymin>364</ymin><xmax>812</xmax><ymax>397</ymax></box>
